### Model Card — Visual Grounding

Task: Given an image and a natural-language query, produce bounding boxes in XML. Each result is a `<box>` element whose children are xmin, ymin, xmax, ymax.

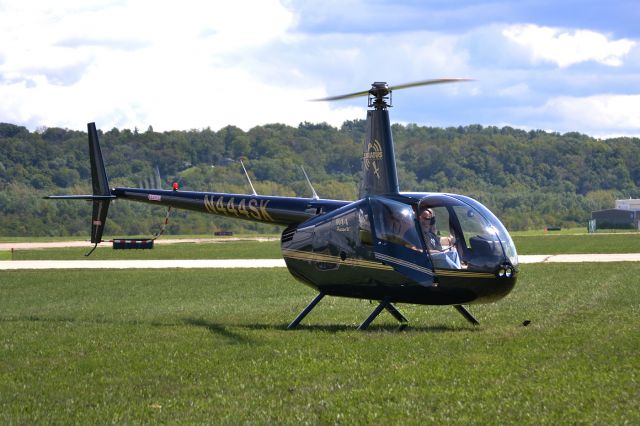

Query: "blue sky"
<box><xmin>0</xmin><ymin>0</ymin><xmax>638</xmax><ymax>137</ymax></box>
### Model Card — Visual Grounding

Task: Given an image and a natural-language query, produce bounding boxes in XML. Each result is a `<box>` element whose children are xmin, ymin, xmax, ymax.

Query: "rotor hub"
<box><xmin>368</xmin><ymin>82</ymin><xmax>392</xmax><ymax>109</ymax></box>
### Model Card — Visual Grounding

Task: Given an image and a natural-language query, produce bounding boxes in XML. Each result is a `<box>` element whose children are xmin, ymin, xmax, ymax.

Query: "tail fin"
<box><xmin>88</xmin><ymin>123</ymin><xmax>110</xmax><ymax>199</ymax></box>
<box><xmin>45</xmin><ymin>123</ymin><xmax>115</xmax><ymax>254</ymax></box>
<box><xmin>87</xmin><ymin>123</ymin><xmax>112</xmax><ymax>247</ymax></box>
<box><xmin>358</xmin><ymin>109</ymin><xmax>399</xmax><ymax>198</ymax></box>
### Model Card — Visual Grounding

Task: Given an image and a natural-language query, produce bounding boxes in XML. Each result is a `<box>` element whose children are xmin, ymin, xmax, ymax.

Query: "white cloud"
<box><xmin>0</xmin><ymin>0</ymin><xmax>368</xmax><ymax>131</ymax></box>
<box><xmin>0</xmin><ymin>0</ymin><xmax>474</xmax><ymax>132</ymax></box>
<box><xmin>497</xmin><ymin>83</ymin><xmax>531</xmax><ymax>98</ymax></box>
<box><xmin>515</xmin><ymin>94</ymin><xmax>640</xmax><ymax>137</ymax></box>
<box><xmin>1</xmin><ymin>2</ymin><xmax>638</xmax><ymax>137</ymax></box>
<box><xmin>503</xmin><ymin>24</ymin><xmax>636</xmax><ymax>68</ymax></box>
<box><xmin>545</xmin><ymin>94</ymin><xmax>640</xmax><ymax>132</ymax></box>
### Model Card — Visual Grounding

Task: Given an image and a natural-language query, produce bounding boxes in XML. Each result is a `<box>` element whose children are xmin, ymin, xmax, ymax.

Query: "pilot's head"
<box><xmin>420</xmin><ymin>208</ymin><xmax>436</xmax><ymax>226</ymax></box>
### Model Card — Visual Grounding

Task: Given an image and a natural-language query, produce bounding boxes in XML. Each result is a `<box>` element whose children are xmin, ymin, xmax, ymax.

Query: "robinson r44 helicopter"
<box><xmin>47</xmin><ymin>78</ymin><xmax>519</xmax><ymax>330</ymax></box>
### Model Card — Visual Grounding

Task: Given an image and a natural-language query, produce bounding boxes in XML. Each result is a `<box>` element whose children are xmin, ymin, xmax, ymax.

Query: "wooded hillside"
<box><xmin>1</xmin><ymin>121</ymin><xmax>638</xmax><ymax>236</ymax></box>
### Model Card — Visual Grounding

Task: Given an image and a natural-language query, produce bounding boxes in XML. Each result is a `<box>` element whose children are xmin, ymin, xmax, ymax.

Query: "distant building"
<box><xmin>591</xmin><ymin>199</ymin><xmax>640</xmax><ymax>230</ymax></box>
<box><xmin>615</xmin><ymin>199</ymin><xmax>640</xmax><ymax>210</ymax></box>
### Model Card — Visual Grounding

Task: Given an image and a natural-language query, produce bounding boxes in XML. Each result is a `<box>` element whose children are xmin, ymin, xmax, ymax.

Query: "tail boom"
<box><xmin>112</xmin><ymin>187</ymin><xmax>349</xmax><ymax>226</ymax></box>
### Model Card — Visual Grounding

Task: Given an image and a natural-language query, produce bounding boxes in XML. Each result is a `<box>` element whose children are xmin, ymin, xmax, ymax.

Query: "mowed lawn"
<box><xmin>7</xmin><ymin>239</ymin><xmax>283</xmax><ymax>260</ymax></box>
<box><xmin>3</xmin><ymin>231</ymin><xmax>639</xmax><ymax>260</ymax></box>
<box><xmin>512</xmin><ymin>232</ymin><xmax>639</xmax><ymax>255</ymax></box>
<box><xmin>0</xmin><ymin>263</ymin><xmax>638</xmax><ymax>424</ymax></box>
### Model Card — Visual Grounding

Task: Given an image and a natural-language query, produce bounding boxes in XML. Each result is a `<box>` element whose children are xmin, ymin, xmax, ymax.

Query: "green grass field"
<box><xmin>512</xmin><ymin>233</ymin><xmax>640</xmax><ymax>255</ymax></box>
<box><xmin>0</xmin><ymin>234</ymin><xmax>280</xmax><ymax>243</ymax></box>
<box><xmin>3</xmin><ymin>231</ymin><xmax>638</xmax><ymax>260</ymax></box>
<box><xmin>8</xmin><ymin>240</ymin><xmax>282</xmax><ymax>260</ymax></box>
<box><xmin>1</xmin><ymin>264</ymin><xmax>638</xmax><ymax>424</ymax></box>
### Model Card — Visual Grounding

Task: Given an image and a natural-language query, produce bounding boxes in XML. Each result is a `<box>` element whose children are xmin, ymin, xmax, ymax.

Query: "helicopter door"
<box><xmin>369</xmin><ymin>197</ymin><xmax>434</xmax><ymax>286</ymax></box>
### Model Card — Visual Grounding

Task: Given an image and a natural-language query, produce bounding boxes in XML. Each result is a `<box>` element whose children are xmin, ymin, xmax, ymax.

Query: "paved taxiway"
<box><xmin>2</xmin><ymin>254</ymin><xmax>640</xmax><ymax>270</ymax></box>
<box><xmin>0</xmin><ymin>237</ymin><xmax>278</xmax><ymax>251</ymax></box>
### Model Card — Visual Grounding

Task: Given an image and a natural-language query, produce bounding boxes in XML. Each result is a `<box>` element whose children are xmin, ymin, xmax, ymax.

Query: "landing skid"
<box><xmin>358</xmin><ymin>299</ymin><xmax>408</xmax><ymax>330</ymax></box>
<box><xmin>454</xmin><ymin>304</ymin><xmax>480</xmax><ymax>325</ymax></box>
<box><xmin>287</xmin><ymin>292</ymin><xmax>325</xmax><ymax>329</ymax></box>
<box><xmin>287</xmin><ymin>294</ymin><xmax>478</xmax><ymax>330</ymax></box>
<box><xmin>287</xmin><ymin>293</ymin><xmax>408</xmax><ymax>330</ymax></box>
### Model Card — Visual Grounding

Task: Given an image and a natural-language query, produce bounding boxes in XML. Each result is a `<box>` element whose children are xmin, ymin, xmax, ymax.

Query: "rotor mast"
<box><xmin>311</xmin><ymin>78</ymin><xmax>473</xmax><ymax>198</ymax></box>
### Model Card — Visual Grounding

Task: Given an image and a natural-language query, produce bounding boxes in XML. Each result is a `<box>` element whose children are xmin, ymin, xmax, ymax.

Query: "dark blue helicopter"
<box><xmin>47</xmin><ymin>79</ymin><xmax>518</xmax><ymax>330</ymax></box>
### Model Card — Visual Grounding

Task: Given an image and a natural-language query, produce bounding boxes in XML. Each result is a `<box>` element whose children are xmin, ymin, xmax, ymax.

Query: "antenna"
<box><xmin>301</xmin><ymin>165</ymin><xmax>319</xmax><ymax>200</ymax></box>
<box><xmin>240</xmin><ymin>159</ymin><xmax>257</xmax><ymax>196</ymax></box>
<box><xmin>154</xmin><ymin>166</ymin><xmax>162</xmax><ymax>189</ymax></box>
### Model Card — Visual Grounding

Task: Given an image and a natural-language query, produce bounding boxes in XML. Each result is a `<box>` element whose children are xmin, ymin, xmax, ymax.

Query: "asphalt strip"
<box><xmin>2</xmin><ymin>254</ymin><xmax>640</xmax><ymax>270</ymax></box>
<box><xmin>0</xmin><ymin>259</ymin><xmax>287</xmax><ymax>270</ymax></box>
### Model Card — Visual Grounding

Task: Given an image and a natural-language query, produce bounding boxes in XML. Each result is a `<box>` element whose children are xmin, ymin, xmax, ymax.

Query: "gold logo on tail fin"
<box><xmin>363</xmin><ymin>139</ymin><xmax>383</xmax><ymax>179</ymax></box>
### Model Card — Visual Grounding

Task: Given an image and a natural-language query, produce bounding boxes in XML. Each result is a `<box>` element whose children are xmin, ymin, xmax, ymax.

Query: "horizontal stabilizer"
<box><xmin>44</xmin><ymin>195</ymin><xmax>117</xmax><ymax>200</ymax></box>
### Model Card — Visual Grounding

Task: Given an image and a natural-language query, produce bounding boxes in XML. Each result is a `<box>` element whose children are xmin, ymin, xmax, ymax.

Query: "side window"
<box><xmin>358</xmin><ymin>207</ymin><xmax>373</xmax><ymax>246</ymax></box>
<box><xmin>371</xmin><ymin>198</ymin><xmax>422</xmax><ymax>249</ymax></box>
<box><xmin>332</xmin><ymin>210</ymin><xmax>358</xmax><ymax>252</ymax></box>
<box><xmin>428</xmin><ymin>206</ymin><xmax>452</xmax><ymax>239</ymax></box>
<box><xmin>312</xmin><ymin>221</ymin><xmax>331</xmax><ymax>253</ymax></box>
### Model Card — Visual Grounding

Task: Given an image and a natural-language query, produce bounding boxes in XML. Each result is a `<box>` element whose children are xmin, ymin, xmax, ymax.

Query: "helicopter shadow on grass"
<box><xmin>183</xmin><ymin>317</ymin><xmax>254</xmax><ymax>344</ymax></box>
<box><xmin>1</xmin><ymin>315</ymin><xmax>254</xmax><ymax>345</ymax></box>
<box><xmin>3</xmin><ymin>315</ymin><xmax>478</xmax><ymax>337</ymax></box>
<box><xmin>1</xmin><ymin>314</ymin><xmax>183</xmax><ymax>328</ymax></box>
<box><xmin>237</xmin><ymin>322</ymin><xmax>480</xmax><ymax>334</ymax></box>
<box><xmin>0</xmin><ymin>315</ymin><xmax>208</xmax><ymax>327</ymax></box>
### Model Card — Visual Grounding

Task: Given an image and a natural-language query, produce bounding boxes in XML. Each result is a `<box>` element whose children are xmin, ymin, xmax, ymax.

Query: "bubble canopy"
<box><xmin>416</xmin><ymin>194</ymin><xmax>518</xmax><ymax>271</ymax></box>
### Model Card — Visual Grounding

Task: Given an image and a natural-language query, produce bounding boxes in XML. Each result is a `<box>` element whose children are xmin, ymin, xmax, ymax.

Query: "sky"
<box><xmin>0</xmin><ymin>0</ymin><xmax>638</xmax><ymax>138</ymax></box>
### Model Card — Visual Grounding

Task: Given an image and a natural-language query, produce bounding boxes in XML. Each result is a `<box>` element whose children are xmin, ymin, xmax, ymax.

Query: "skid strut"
<box><xmin>358</xmin><ymin>299</ymin><xmax>408</xmax><ymax>331</ymax></box>
<box><xmin>287</xmin><ymin>292</ymin><xmax>325</xmax><ymax>329</ymax></box>
<box><xmin>454</xmin><ymin>304</ymin><xmax>480</xmax><ymax>325</ymax></box>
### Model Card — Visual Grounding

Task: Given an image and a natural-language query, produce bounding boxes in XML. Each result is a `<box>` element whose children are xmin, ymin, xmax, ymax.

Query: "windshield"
<box><xmin>450</xmin><ymin>195</ymin><xmax>518</xmax><ymax>267</ymax></box>
<box><xmin>418</xmin><ymin>195</ymin><xmax>518</xmax><ymax>271</ymax></box>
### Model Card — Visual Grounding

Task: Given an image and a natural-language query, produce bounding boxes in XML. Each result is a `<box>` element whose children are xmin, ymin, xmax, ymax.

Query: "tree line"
<box><xmin>1</xmin><ymin>121</ymin><xmax>638</xmax><ymax>237</ymax></box>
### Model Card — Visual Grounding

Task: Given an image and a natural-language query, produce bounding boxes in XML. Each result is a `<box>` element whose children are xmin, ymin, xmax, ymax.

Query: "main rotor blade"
<box><xmin>310</xmin><ymin>78</ymin><xmax>474</xmax><ymax>102</ymax></box>
<box><xmin>310</xmin><ymin>89</ymin><xmax>371</xmax><ymax>102</ymax></box>
<box><xmin>390</xmin><ymin>78</ymin><xmax>474</xmax><ymax>91</ymax></box>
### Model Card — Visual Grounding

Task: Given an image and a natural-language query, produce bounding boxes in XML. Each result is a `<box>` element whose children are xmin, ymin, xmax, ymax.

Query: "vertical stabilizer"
<box><xmin>87</xmin><ymin>123</ymin><xmax>111</xmax><ymax>245</ymax></box>
<box><xmin>358</xmin><ymin>109</ymin><xmax>399</xmax><ymax>198</ymax></box>
<box><xmin>89</xmin><ymin>123</ymin><xmax>110</xmax><ymax>197</ymax></box>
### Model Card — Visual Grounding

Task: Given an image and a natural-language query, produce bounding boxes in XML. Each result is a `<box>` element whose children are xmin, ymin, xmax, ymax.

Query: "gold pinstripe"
<box><xmin>282</xmin><ymin>249</ymin><xmax>394</xmax><ymax>271</ymax></box>
<box><xmin>283</xmin><ymin>249</ymin><xmax>498</xmax><ymax>279</ymax></box>
<box><xmin>435</xmin><ymin>269</ymin><xmax>495</xmax><ymax>279</ymax></box>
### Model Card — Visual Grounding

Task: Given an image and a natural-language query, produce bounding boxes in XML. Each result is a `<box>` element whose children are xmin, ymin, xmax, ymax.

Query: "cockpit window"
<box><xmin>370</xmin><ymin>198</ymin><xmax>422</xmax><ymax>250</ymax></box>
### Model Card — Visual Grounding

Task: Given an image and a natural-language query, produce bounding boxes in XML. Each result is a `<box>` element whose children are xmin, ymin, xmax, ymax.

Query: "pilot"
<box><xmin>418</xmin><ymin>207</ymin><xmax>461</xmax><ymax>269</ymax></box>
<box><xmin>418</xmin><ymin>208</ymin><xmax>455</xmax><ymax>251</ymax></box>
